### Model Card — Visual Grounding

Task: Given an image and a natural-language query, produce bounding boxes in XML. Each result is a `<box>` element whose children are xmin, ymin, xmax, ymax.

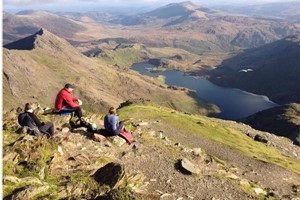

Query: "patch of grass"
<box><xmin>99</xmin><ymin>44</ymin><xmax>148</xmax><ymax>68</ymax></box>
<box><xmin>118</xmin><ymin>104</ymin><xmax>300</xmax><ymax>175</ymax></box>
<box><xmin>97</xmin><ymin>156</ymin><xmax>115</xmax><ymax>165</ymax></box>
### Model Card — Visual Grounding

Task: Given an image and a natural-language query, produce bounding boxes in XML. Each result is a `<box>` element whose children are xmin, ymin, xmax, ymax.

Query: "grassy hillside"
<box><xmin>118</xmin><ymin>103</ymin><xmax>300</xmax><ymax>175</ymax></box>
<box><xmin>3</xmin><ymin>103</ymin><xmax>300</xmax><ymax>199</ymax></box>
<box><xmin>209</xmin><ymin>35</ymin><xmax>300</xmax><ymax>104</ymax></box>
<box><xmin>241</xmin><ymin>103</ymin><xmax>300</xmax><ymax>145</ymax></box>
<box><xmin>3</xmin><ymin>29</ymin><xmax>219</xmax><ymax>116</ymax></box>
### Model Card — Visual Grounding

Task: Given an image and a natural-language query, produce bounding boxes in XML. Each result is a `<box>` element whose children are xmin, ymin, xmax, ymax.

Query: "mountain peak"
<box><xmin>146</xmin><ymin>1</ymin><xmax>199</xmax><ymax>19</ymax></box>
<box><xmin>3</xmin><ymin>28</ymin><xmax>70</xmax><ymax>51</ymax></box>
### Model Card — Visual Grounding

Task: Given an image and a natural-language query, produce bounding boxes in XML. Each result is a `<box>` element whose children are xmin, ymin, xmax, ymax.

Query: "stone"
<box><xmin>240</xmin><ymin>179</ymin><xmax>251</xmax><ymax>187</ymax></box>
<box><xmin>192</xmin><ymin>148</ymin><xmax>202</xmax><ymax>156</ymax></box>
<box><xmin>157</xmin><ymin>132</ymin><xmax>164</xmax><ymax>139</ymax></box>
<box><xmin>13</xmin><ymin>185</ymin><xmax>50</xmax><ymax>199</ymax></box>
<box><xmin>138</xmin><ymin>122</ymin><xmax>149</xmax><ymax>126</ymax></box>
<box><xmin>161</xmin><ymin>193</ymin><xmax>172</xmax><ymax>199</ymax></box>
<box><xmin>197</xmin><ymin>121</ymin><xmax>204</xmax><ymax>125</ymax></box>
<box><xmin>254</xmin><ymin>135</ymin><xmax>268</xmax><ymax>143</ymax></box>
<box><xmin>226</xmin><ymin>174</ymin><xmax>239</xmax><ymax>180</ymax></box>
<box><xmin>3</xmin><ymin>176</ymin><xmax>21</xmax><ymax>183</ymax></box>
<box><xmin>174</xmin><ymin>143</ymin><xmax>181</xmax><ymax>147</ymax></box>
<box><xmin>93</xmin><ymin>134</ymin><xmax>107</xmax><ymax>143</ymax></box>
<box><xmin>148</xmin><ymin>130</ymin><xmax>156</xmax><ymax>137</ymax></box>
<box><xmin>61</xmin><ymin>127</ymin><xmax>70</xmax><ymax>133</ymax></box>
<box><xmin>92</xmin><ymin>162</ymin><xmax>125</xmax><ymax>188</ymax></box>
<box><xmin>3</xmin><ymin>152</ymin><xmax>19</xmax><ymax>163</ymax></box>
<box><xmin>181</xmin><ymin>158</ymin><xmax>201</xmax><ymax>174</ymax></box>
<box><xmin>252</xmin><ymin>187</ymin><xmax>267</xmax><ymax>195</ymax></box>
<box><xmin>113</xmin><ymin>136</ymin><xmax>126</xmax><ymax>147</ymax></box>
<box><xmin>57</xmin><ymin>145</ymin><xmax>63</xmax><ymax>156</ymax></box>
<box><xmin>23</xmin><ymin>135</ymin><xmax>34</xmax><ymax>142</ymax></box>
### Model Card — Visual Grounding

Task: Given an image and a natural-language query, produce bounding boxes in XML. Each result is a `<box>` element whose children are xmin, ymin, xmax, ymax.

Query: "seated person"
<box><xmin>55</xmin><ymin>83</ymin><xmax>86</xmax><ymax>126</ymax></box>
<box><xmin>18</xmin><ymin>103</ymin><xmax>55</xmax><ymax>137</ymax></box>
<box><xmin>104</xmin><ymin>107</ymin><xmax>125</xmax><ymax>136</ymax></box>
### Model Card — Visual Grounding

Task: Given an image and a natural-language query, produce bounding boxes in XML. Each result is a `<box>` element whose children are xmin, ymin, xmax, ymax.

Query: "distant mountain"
<box><xmin>215</xmin><ymin>2</ymin><xmax>300</xmax><ymax>23</ymax></box>
<box><xmin>209</xmin><ymin>35</ymin><xmax>300</xmax><ymax>104</ymax></box>
<box><xmin>2</xmin><ymin>12</ymin><xmax>40</xmax><ymax>44</ymax></box>
<box><xmin>3</xmin><ymin>29</ymin><xmax>219</xmax><ymax>115</ymax></box>
<box><xmin>108</xmin><ymin>1</ymin><xmax>300</xmax><ymax>51</ymax></box>
<box><xmin>3</xmin><ymin>11</ymin><xmax>108</xmax><ymax>44</ymax></box>
<box><xmin>241</xmin><ymin>103</ymin><xmax>300</xmax><ymax>145</ymax></box>
<box><xmin>145</xmin><ymin>1</ymin><xmax>201</xmax><ymax>19</ymax></box>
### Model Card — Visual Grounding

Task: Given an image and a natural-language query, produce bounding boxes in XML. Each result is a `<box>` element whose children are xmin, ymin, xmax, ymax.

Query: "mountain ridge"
<box><xmin>3</xmin><ymin>29</ymin><xmax>219</xmax><ymax>116</ymax></box>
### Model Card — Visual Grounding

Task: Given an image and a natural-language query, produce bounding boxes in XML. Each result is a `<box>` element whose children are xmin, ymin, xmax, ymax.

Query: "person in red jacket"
<box><xmin>55</xmin><ymin>83</ymin><xmax>85</xmax><ymax>125</ymax></box>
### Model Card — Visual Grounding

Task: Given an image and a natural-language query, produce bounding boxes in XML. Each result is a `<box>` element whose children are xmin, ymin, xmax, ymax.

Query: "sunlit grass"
<box><xmin>118</xmin><ymin>104</ymin><xmax>300</xmax><ymax>175</ymax></box>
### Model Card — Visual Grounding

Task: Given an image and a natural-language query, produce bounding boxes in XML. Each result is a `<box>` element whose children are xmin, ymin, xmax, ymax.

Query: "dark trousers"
<box><xmin>59</xmin><ymin>107</ymin><xmax>83</xmax><ymax>120</ymax></box>
<box><xmin>39</xmin><ymin>122</ymin><xmax>55</xmax><ymax>136</ymax></box>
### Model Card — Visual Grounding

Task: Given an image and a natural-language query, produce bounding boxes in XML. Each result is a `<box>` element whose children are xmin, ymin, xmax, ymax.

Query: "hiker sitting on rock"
<box><xmin>55</xmin><ymin>83</ymin><xmax>87</xmax><ymax>126</ymax></box>
<box><xmin>18</xmin><ymin>103</ymin><xmax>55</xmax><ymax>137</ymax></box>
<box><xmin>104</xmin><ymin>107</ymin><xmax>126</xmax><ymax>136</ymax></box>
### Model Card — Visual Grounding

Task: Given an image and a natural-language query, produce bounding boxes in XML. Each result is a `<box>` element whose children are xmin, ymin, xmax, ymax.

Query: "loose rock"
<box><xmin>181</xmin><ymin>158</ymin><xmax>201</xmax><ymax>175</ymax></box>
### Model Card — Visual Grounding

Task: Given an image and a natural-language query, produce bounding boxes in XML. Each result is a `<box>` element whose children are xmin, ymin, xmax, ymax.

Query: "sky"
<box><xmin>3</xmin><ymin>0</ymin><xmax>298</xmax><ymax>12</ymax></box>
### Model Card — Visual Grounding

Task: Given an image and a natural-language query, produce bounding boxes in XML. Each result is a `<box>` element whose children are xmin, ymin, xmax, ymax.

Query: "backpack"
<box><xmin>119</xmin><ymin>130</ymin><xmax>135</xmax><ymax>144</ymax></box>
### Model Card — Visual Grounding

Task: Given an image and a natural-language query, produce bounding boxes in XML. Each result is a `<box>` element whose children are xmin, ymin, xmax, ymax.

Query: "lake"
<box><xmin>132</xmin><ymin>63</ymin><xmax>279</xmax><ymax>120</ymax></box>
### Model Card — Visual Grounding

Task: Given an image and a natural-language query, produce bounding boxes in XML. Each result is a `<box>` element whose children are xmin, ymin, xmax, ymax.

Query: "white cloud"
<box><xmin>3</xmin><ymin>0</ymin><xmax>296</xmax><ymax>7</ymax></box>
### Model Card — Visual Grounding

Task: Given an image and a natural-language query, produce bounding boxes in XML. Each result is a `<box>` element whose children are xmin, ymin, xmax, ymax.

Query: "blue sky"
<box><xmin>3</xmin><ymin>0</ymin><xmax>299</xmax><ymax>12</ymax></box>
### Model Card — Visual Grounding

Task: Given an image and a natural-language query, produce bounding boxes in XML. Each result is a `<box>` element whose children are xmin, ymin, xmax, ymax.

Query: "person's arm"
<box><xmin>29</xmin><ymin>113</ymin><xmax>42</xmax><ymax>127</ymax></box>
<box><xmin>63</xmin><ymin>92</ymin><xmax>79</xmax><ymax>108</ymax></box>
<box><xmin>72</xmin><ymin>96</ymin><xmax>78</xmax><ymax>101</ymax></box>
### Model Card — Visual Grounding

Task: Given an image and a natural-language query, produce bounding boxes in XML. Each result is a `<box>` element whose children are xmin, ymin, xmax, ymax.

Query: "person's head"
<box><xmin>64</xmin><ymin>83</ymin><xmax>75</xmax><ymax>92</ymax></box>
<box><xmin>24</xmin><ymin>103</ymin><xmax>33</xmax><ymax>112</ymax></box>
<box><xmin>109</xmin><ymin>107</ymin><xmax>116</xmax><ymax>114</ymax></box>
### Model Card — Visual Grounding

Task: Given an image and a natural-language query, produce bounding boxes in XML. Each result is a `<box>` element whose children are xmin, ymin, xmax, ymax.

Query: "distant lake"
<box><xmin>132</xmin><ymin>63</ymin><xmax>279</xmax><ymax>120</ymax></box>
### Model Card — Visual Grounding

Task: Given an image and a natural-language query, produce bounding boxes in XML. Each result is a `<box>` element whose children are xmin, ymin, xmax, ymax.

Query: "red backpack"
<box><xmin>119</xmin><ymin>130</ymin><xmax>135</xmax><ymax>144</ymax></box>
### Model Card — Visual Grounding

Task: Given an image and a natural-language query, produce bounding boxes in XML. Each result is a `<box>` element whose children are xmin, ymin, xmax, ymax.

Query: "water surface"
<box><xmin>132</xmin><ymin>63</ymin><xmax>278</xmax><ymax>120</ymax></box>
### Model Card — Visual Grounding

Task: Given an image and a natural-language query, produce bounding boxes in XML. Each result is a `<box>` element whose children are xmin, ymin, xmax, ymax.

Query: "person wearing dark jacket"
<box><xmin>104</xmin><ymin>107</ymin><xmax>125</xmax><ymax>136</ymax></box>
<box><xmin>18</xmin><ymin>103</ymin><xmax>55</xmax><ymax>136</ymax></box>
<box><xmin>55</xmin><ymin>83</ymin><xmax>86</xmax><ymax>125</ymax></box>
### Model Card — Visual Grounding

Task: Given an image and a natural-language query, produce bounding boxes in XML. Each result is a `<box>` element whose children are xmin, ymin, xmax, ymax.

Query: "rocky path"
<box><xmin>145</xmin><ymin>121</ymin><xmax>300</xmax><ymax>199</ymax></box>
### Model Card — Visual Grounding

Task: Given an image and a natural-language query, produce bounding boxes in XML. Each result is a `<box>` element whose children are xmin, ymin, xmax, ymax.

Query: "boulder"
<box><xmin>192</xmin><ymin>148</ymin><xmax>202</xmax><ymax>156</ymax></box>
<box><xmin>112</xmin><ymin>136</ymin><xmax>126</xmax><ymax>147</ymax></box>
<box><xmin>92</xmin><ymin>162</ymin><xmax>125</xmax><ymax>188</ymax></box>
<box><xmin>254</xmin><ymin>135</ymin><xmax>268</xmax><ymax>143</ymax></box>
<box><xmin>138</xmin><ymin>122</ymin><xmax>149</xmax><ymax>126</ymax></box>
<box><xmin>61</xmin><ymin>127</ymin><xmax>70</xmax><ymax>133</ymax></box>
<box><xmin>22</xmin><ymin>135</ymin><xmax>35</xmax><ymax>142</ymax></box>
<box><xmin>252</xmin><ymin>187</ymin><xmax>267</xmax><ymax>195</ymax></box>
<box><xmin>181</xmin><ymin>158</ymin><xmax>201</xmax><ymax>175</ymax></box>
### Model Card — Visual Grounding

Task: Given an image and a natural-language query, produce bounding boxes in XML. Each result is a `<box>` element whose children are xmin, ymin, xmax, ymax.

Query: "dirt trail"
<box><xmin>149</xmin><ymin>123</ymin><xmax>300</xmax><ymax>198</ymax></box>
